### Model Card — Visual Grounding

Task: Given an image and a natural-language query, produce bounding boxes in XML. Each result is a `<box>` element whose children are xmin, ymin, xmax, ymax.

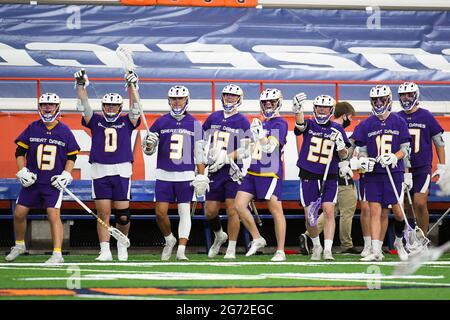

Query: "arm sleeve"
<box><xmin>15</xmin><ymin>145</ymin><xmax>27</xmax><ymax>158</ymax></box>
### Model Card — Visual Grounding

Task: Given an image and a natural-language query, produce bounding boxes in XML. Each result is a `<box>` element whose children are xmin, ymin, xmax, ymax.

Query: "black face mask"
<box><xmin>342</xmin><ymin>116</ymin><xmax>351</xmax><ymax>128</ymax></box>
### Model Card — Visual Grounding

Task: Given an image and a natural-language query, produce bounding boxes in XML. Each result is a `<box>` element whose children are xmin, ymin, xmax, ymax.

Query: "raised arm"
<box><xmin>124</xmin><ymin>71</ymin><xmax>141</xmax><ymax>127</ymax></box>
<box><xmin>74</xmin><ymin>69</ymin><xmax>93</xmax><ymax>124</ymax></box>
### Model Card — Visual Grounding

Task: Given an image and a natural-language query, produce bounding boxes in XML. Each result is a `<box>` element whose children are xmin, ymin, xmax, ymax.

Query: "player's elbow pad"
<box><xmin>15</xmin><ymin>146</ymin><xmax>27</xmax><ymax>158</ymax></box>
<box><xmin>432</xmin><ymin>133</ymin><xmax>445</xmax><ymax>148</ymax></box>
<box><xmin>295</xmin><ymin>121</ymin><xmax>307</xmax><ymax>132</ymax></box>
<box><xmin>76</xmin><ymin>99</ymin><xmax>93</xmax><ymax>118</ymax></box>
<box><xmin>129</xmin><ymin>102</ymin><xmax>141</xmax><ymax>120</ymax></box>
<box><xmin>194</xmin><ymin>140</ymin><xmax>206</xmax><ymax>164</ymax></box>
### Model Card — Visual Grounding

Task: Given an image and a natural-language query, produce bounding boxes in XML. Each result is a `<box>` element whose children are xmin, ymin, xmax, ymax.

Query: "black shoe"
<box><xmin>299</xmin><ymin>234</ymin><xmax>311</xmax><ymax>255</ymax></box>
<box><xmin>340</xmin><ymin>247</ymin><xmax>361</xmax><ymax>255</ymax></box>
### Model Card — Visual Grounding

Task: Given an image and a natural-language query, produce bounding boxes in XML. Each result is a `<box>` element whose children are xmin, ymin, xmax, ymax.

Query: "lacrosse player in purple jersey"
<box><xmin>74</xmin><ymin>69</ymin><xmax>141</xmax><ymax>261</ymax></box>
<box><xmin>234</xmin><ymin>88</ymin><xmax>288</xmax><ymax>262</ymax></box>
<box><xmin>6</xmin><ymin>93</ymin><xmax>80</xmax><ymax>264</ymax></box>
<box><xmin>396</xmin><ymin>82</ymin><xmax>446</xmax><ymax>234</ymax></box>
<box><xmin>202</xmin><ymin>84</ymin><xmax>251</xmax><ymax>259</ymax></box>
<box><xmin>142</xmin><ymin>85</ymin><xmax>207</xmax><ymax>261</ymax></box>
<box><xmin>293</xmin><ymin>93</ymin><xmax>350</xmax><ymax>261</ymax></box>
<box><xmin>353</xmin><ymin>85</ymin><xmax>411</xmax><ymax>262</ymax></box>
<box><xmin>348</xmin><ymin>123</ymin><xmax>377</xmax><ymax>258</ymax></box>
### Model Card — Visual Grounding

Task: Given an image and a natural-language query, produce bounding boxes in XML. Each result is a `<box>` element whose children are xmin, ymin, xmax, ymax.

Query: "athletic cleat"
<box><xmin>5</xmin><ymin>245</ymin><xmax>26</xmax><ymax>262</ymax></box>
<box><xmin>311</xmin><ymin>245</ymin><xmax>323</xmax><ymax>261</ymax></box>
<box><xmin>95</xmin><ymin>250</ymin><xmax>113</xmax><ymax>261</ymax></box>
<box><xmin>176</xmin><ymin>253</ymin><xmax>189</xmax><ymax>261</ymax></box>
<box><xmin>360</xmin><ymin>252</ymin><xmax>383</xmax><ymax>261</ymax></box>
<box><xmin>271</xmin><ymin>250</ymin><xmax>286</xmax><ymax>262</ymax></box>
<box><xmin>323</xmin><ymin>250</ymin><xmax>335</xmax><ymax>261</ymax></box>
<box><xmin>360</xmin><ymin>246</ymin><xmax>372</xmax><ymax>258</ymax></box>
<box><xmin>245</xmin><ymin>237</ymin><xmax>267</xmax><ymax>257</ymax></box>
<box><xmin>117</xmin><ymin>242</ymin><xmax>128</xmax><ymax>261</ymax></box>
<box><xmin>208</xmin><ymin>231</ymin><xmax>228</xmax><ymax>258</ymax></box>
<box><xmin>45</xmin><ymin>254</ymin><xmax>64</xmax><ymax>265</ymax></box>
<box><xmin>161</xmin><ymin>235</ymin><xmax>177</xmax><ymax>261</ymax></box>
<box><xmin>224</xmin><ymin>250</ymin><xmax>236</xmax><ymax>259</ymax></box>
<box><xmin>394</xmin><ymin>238</ymin><xmax>409</xmax><ymax>261</ymax></box>
<box><xmin>299</xmin><ymin>234</ymin><xmax>311</xmax><ymax>255</ymax></box>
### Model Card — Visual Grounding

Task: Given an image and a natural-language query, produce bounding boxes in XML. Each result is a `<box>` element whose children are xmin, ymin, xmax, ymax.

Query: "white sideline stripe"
<box><xmin>1</xmin><ymin>261</ymin><xmax>449</xmax><ymax>267</ymax></box>
<box><xmin>16</xmin><ymin>272</ymin><xmax>449</xmax><ymax>288</ymax></box>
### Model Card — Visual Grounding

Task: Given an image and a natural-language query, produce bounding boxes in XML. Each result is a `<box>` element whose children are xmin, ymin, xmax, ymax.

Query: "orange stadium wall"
<box><xmin>0</xmin><ymin>113</ymin><xmax>446</xmax><ymax>181</ymax></box>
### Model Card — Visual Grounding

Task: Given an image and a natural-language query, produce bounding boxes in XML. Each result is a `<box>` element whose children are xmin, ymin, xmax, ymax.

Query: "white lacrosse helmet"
<box><xmin>221</xmin><ymin>84</ymin><xmax>243</xmax><ymax>113</ymax></box>
<box><xmin>259</xmin><ymin>88</ymin><xmax>282</xmax><ymax>119</ymax></box>
<box><xmin>313</xmin><ymin>95</ymin><xmax>335</xmax><ymax>125</ymax></box>
<box><xmin>38</xmin><ymin>92</ymin><xmax>61</xmax><ymax>123</ymax></box>
<box><xmin>398</xmin><ymin>82</ymin><xmax>420</xmax><ymax>111</ymax></box>
<box><xmin>168</xmin><ymin>85</ymin><xmax>189</xmax><ymax>117</ymax></box>
<box><xmin>370</xmin><ymin>85</ymin><xmax>392</xmax><ymax>116</ymax></box>
<box><xmin>101</xmin><ymin>93</ymin><xmax>123</xmax><ymax>123</ymax></box>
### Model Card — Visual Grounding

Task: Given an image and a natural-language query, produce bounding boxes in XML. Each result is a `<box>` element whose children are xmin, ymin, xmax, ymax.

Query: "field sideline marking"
<box><xmin>1</xmin><ymin>261</ymin><xmax>450</xmax><ymax>267</ymax></box>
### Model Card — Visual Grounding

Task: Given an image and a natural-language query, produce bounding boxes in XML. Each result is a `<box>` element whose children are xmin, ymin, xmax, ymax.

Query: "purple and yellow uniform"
<box><xmin>295</xmin><ymin>119</ymin><xmax>350</xmax><ymax>207</ymax></box>
<box><xmin>150</xmin><ymin>113</ymin><xmax>203</xmax><ymax>203</ymax></box>
<box><xmin>203</xmin><ymin>111</ymin><xmax>250</xmax><ymax>201</ymax></box>
<box><xmin>82</xmin><ymin>113</ymin><xmax>141</xmax><ymax>200</ymax></box>
<box><xmin>397</xmin><ymin>108</ymin><xmax>443</xmax><ymax>193</ymax></box>
<box><xmin>352</xmin><ymin>113</ymin><xmax>411</xmax><ymax>208</ymax></box>
<box><xmin>240</xmin><ymin>117</ymin><xmax>288</xmax><ymax>201</ymax></box>
<box><xmin>15</xmin><ymin>120</ymin><xmax>80</xmax><ymax>208</ymax></box>
<box><xmin>350</xmin><ymin>122</ymin><xmax>367</xmax><ymax>201</ymax></box>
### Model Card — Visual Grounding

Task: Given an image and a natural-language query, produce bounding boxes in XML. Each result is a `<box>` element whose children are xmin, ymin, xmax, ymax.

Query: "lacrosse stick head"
<box><xmin>308</xmin><ymin>198</ymin><xmax>321</xmax><ymax>227</ymax></box>
<box><xmin>109</xmin><ymin>226</ymin><xmax>130</xmax><ymax>248</ymax></box>
<box><xmin>404</xmin><ymin>224</ymin><xmax>430</xmax><ymax>256</ymax></box>
<box><xmin>116</xmin><ymin>46</ymin><xmax>136</xmax><ymax>72</ymax></box>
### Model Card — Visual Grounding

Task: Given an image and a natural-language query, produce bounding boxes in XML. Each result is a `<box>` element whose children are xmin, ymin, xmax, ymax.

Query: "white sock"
<box><xmin>311</xmin><ymin>236</ymin><xmax>321</xmax><ymax>247</ymax></box>
<box><xmin>214</xmin><ymin>228</ymin><xmax>224</xmax><ymax>237</ymax></box>
<box><xmin>324</xmin><ymin>239</ymin><xmax>333</xmax><ymax>252</ymax></box>
<box><xmin>395</xmin><ymin>236</ymin><xmax>403</xmax><ymax>244</ymax></box>
<box><xmin>100</xmin><ymin>242</ymin><xmax>110</xmax><ymax>252</ymax></box>
<box><xmin>164</xmin><ymin>233</ymin><xmax>175</xmax><ymax>243</ymax></box>
<box><xmin>363</xmin><ymin>236</ymin><xmax>372</xmax><ymax>248</ymax></box>
<box><xmin>177</xmin><ymin>245</ymin><xmax>186</xmax><ymax>256</ymax></box>
<box><xmin>372</xmin><ymin>240</ymin><xmax>383</xmax><ymax>254</ymax></box>
<box><xmin>227</xmin><ymin>240</ymin><xmax>237</xmax><ymax>252</ymax></box>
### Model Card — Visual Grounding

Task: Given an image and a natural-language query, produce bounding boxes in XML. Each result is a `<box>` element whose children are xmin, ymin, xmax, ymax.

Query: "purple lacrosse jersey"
<box><xmin>150</xmin><ymin>113</ymin><xmax>203</xmax><ymax>172</ymax></box>
<box><xmin>352</xmin><ymin>113</ymin><xmax>411</xmax><ymax>175</ymax></box>
<box><xmin>15</xmin><ymin>120</ymin><xmax>80</xmax><ymax>184</ymax></box>
<box><xmin>203</xmin><ymin>111</ymin><xmax>250</xmax><ymax>174</ymax></box>
<box><xmin>82</xmin><ymin>113</ymin><xmax>140</xmax><ymax>164</ymax></box>
<box><xmin>295</xmin><ymin>119</ymin><xmax>350</xmax><ymax>177</ymax></box>
<box><xmin>397</xmin><ymin>108</ymin><xmax>443</xmax><ymax>173</ymax></box>
<box><xmin>247</xmin><ymin>116</ymin><xmax>288</xmax><ymax>179</ymax></box>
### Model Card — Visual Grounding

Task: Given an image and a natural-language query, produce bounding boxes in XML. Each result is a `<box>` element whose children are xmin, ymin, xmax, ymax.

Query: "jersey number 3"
<box><xmin>37</xmin><ymin>144</ymin><xmax>57</xmax><ymax>170</ymax></box>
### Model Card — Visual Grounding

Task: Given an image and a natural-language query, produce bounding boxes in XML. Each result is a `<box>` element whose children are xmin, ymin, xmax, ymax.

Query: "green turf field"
<box><xmin>1</xmin><ymin>252</ymin><xmax>449</xmax><ymax>300</ymax></box>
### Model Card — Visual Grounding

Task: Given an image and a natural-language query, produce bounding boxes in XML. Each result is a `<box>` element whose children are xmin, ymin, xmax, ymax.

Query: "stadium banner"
<box><xmin>0</xmin><ymin>4</ymin><xmax>449</xmax><ymax>84</ymax></box>
<box><xmin>1</xmin><ymin>113</ymin><xmax>448</xmax><ymax>181</ymax></box>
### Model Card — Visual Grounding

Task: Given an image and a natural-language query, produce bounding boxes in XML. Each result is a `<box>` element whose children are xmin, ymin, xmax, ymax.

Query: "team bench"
<box><xmin>0</xmin><ymin>179</ymin><xmax>448</xmax><ymax>250</ymax></box>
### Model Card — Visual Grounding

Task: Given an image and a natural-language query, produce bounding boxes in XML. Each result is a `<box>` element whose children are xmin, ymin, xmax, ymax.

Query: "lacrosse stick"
<box><xmin>393</xmin><ymin>241</ymin><xmax>450</xmax><ymax>276</ymax></box>
<box><xmin>427</xmin><ymin>207</ymin><xmax>450</xmax><ymax>236</ymax></box>
<box><xmin>308</xmin><ymin>141</ymin><xmax>335</xmax><ymax>227</ymax></box>
<box><xmin>385</xmin><ymin>165</ymin><xmax>426</xmax><ymax>254</ymax></box>
<box><xmin>250</xmin><ymin>199</ymin><xmax>262</xmax><ymax>227</ymax></box>
<box><xmin>63</xmin><ymin>187</ymin><xmax>130</xmax><ymax>248</ymax></box>
<box><xmin>115</xmin><ymin>46</ymin><xmax>149</xmax><ymax>132</ymax></box>
<box><xmin>405</xmin><ymin>188</ymin><xmax>430</xmax><ymax>253</ymax></box>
